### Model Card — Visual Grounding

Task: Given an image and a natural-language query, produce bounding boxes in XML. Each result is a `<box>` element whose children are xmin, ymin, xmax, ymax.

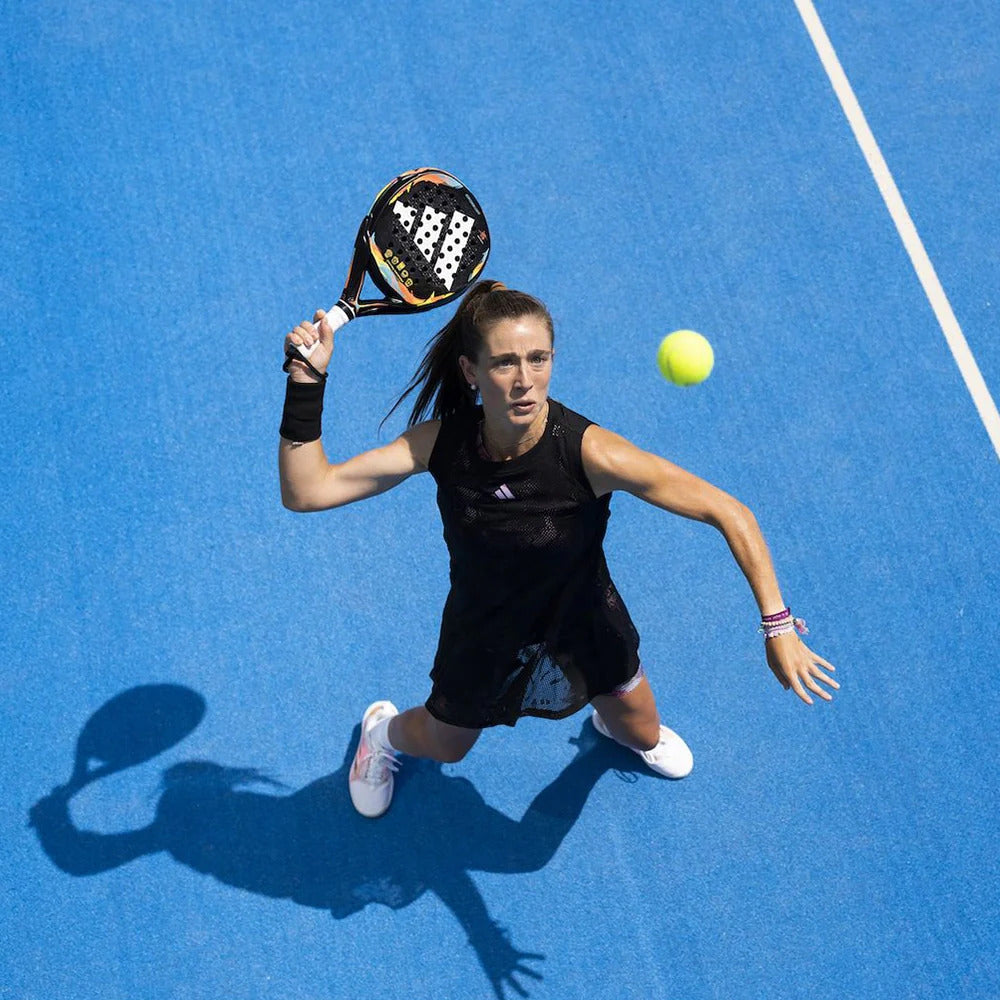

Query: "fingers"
<box><xmin>312</xmin><ymin>310</ymin><xmax>330</xmax><ymax>338</ymax></box>
<box><xmin>792</xmin><ymin>658</ymin><xmax>839</xmax><ymax>704</ymax></box>
<box><xmin>287</xmin><ymin>320</ymin><xmax>318</xmax><ymax>352</ymax></box>
<box><xmin>789</xmin><ymin>674</ymin><xmax>814</xmax><ymax>706</ymax></box>
<box><xmin>285</xmin><ymin>314</ymin><xmax>333</xmax><ymax>358</ymax></box>
<box><xmin>504</xmin><ymin>961</ymin><xmax>545</xmax><ymax>1000</ymax></box>
<box><xmin>811</xmin><ymin>666</ymin><xmax>840</xmax><ymax>690</ymax></box>
<box><xmin>283</xmin><ymin>321</ymin><xmax>323</xmax><ymax>383</ymax></box>
<box><xmin>316</xmin><ymin>310</ymin><xmax>336</xmax><ymax>346</ymax></box>
<box><xmin>813</xmin><ymin>655</ymin><xmax>838</xmax><ymax>676</ymax></box>
<box><xmin>801</xmin><ymin>645</ymin><xmax>840</xmax><ymax>693</ymax></box>
<box><xmin>801</xmin><ymin>643</ymin><xmax>837</xmax><ymax>673</ymax></box>
<box><xmin>802</xmin><ymin>673</ymin><xmax>833</xmax><ymax>702</ymax></box>
<box><xmin>284</xmin><ymin>320</ymin><xmax>323</xmax><ymax>372</ymax></box>
<box><xmin>769</xmin><ymin>637</ymin><xmax>840</xmax><ymax>705</ymax></box>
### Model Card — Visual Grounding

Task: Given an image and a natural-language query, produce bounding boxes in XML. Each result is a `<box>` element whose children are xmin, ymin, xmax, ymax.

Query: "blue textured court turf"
<box><xmin>3</xmin><ymin>2</ymin><xmax>999</xmax><ymax>998</ymax></box>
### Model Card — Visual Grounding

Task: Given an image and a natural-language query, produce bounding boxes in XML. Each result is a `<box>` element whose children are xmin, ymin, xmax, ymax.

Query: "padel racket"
<box><xmin>288</xmin><ymin>167</ymin><xmax>490</xmax><ymax>365</ymax></box>
<box><xmin>66</xmin><ymin>684</ymin><xmax>206</xmax><ymax>792</ymax></box>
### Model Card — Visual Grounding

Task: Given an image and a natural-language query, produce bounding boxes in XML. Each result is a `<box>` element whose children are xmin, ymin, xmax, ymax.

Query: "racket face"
<box><xmin>75</xmin><ymin>684</ymin><xmax>206</xmax><ymax>771</ymax></box>
<box><xmin>364</xmin><ymin>168</ymin><xmax>490</xmax><ymax>309</ymax></box>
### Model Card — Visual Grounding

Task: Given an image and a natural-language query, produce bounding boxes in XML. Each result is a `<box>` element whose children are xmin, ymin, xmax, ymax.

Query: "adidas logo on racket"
<box><xmin>390</xmin><ymin>200</ymin><xmax>477</xmax><ymax>291</ymax></box>
<box><xmin>286</xmin><ymin>167</ymin><xmax>490</xmax><ymax>376</ymax></box>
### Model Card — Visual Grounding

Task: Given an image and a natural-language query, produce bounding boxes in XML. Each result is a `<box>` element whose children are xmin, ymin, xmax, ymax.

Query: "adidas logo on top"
<box><xmin>493</xmin><ymin>484</ymin><xmax>515</xmax><ymax>501</ymax></box>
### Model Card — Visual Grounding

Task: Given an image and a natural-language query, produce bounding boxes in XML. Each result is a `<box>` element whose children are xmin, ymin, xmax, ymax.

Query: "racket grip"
<box><xmin>296</xmin><ymin>304</ymin><xmax>352</xmax><ymax>359</ymax></box>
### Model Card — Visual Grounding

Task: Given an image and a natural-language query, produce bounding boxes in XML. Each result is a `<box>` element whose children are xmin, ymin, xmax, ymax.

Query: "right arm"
<box><xmin>278</xmin><ymin>311</ymin><xmax>440</xmax><ymax>512</ymax></box>
<box><xmin>279</xmin><ymin>423</ymin><xmax>440</xmax><ymax>511</ymax></box>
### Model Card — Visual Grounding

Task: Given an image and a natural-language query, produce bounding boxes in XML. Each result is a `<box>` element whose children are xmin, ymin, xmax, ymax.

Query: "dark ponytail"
<box><xmin>384</xmin><ymin>280</ymin><xmax>554</xmax><ymax>428</ymax></box>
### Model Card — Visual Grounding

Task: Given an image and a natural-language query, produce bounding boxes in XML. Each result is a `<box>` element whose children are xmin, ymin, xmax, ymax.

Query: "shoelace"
<box><xmin>363</xmin><ymin>746</ymin><xmax>399</xmax><ymax>785</ymax></box>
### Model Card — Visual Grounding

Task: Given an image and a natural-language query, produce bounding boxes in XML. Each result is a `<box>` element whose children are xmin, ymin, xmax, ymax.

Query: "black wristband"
<box><xmin>280</xmin><ymin>378</ymin><xmax>326</xmax><ymax>442</ymax></box>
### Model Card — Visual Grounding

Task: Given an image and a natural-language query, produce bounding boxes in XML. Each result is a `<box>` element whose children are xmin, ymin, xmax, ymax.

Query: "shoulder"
<box><xmin>581</xmin><ymin>425</ymin><xmax>658</xmax><ymax>498</ymax></box>
<box><xmin>581</xmin><ymin>424</ymin><xmax>631</xmax><ymax>469</ymax></box>
<box><xmin>582</xmin><ymin>427</ymin><xmax>738</xmax><ymax>523</ymax></box>
<box><xmin>399</xmin><ymin>419</ymin><xmax>441</xmax><ymax>471</ymax></box>
<box><xmin>548</xmin><ymin>399</ymin><xmax>593</xmax><ymax>435</ymax></box>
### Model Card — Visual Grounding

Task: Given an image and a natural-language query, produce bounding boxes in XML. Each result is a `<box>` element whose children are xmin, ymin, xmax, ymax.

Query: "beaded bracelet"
<box><xmin>762</xmin><ymin>624</ymin><xmax>795</xmax><ymax>639</ymax></box>
<box><xmin>758</xmin><ymin>613</ymin><xmax>809</xmax><ymax>640</ymax></box>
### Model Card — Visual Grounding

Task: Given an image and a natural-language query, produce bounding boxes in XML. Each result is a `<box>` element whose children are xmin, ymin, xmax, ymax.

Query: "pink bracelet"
<box><xmin>761</xmin><ymin>607</ymin><xmax>792</xmax><ymax>623</ymax></box>
<box><xmin>763</xmin><ymin>624</ymin><xmax>795</xmax><ymax>639</ymax></box>
<box><xmin>759</xmin><ymin>615</ymin><xmax>809</xmax><ymax>639</ymax></box>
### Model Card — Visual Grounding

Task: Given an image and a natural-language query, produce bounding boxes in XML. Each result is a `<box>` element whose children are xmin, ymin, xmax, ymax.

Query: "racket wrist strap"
<box><xmin>282</xmin><ymin>349</ymin><xmax>328</xmax><ymax>382</ymax></box>
<box><xmin>280</xmin><ymin>378</ymin><xmax>326</xmax><ymax>443</ymax></box>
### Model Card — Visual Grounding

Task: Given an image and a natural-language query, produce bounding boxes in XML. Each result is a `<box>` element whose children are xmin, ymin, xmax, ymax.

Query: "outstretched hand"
<box><xmin>284</xmin><ymin>310</ymin><xmax>335</xmax><ymax>383</ymax></box>
<box><xmin>481</xmin><ymin>925</ymin><xmax>544</xmax><ymax>1000</ymax></box>
<box><xmin>765</xmin><ymin>632</ymin><xmax>839</xmax><ymax>705</ymax></box>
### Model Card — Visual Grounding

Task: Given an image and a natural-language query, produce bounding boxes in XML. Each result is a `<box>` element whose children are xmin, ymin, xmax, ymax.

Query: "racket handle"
<box><xmin>296</xmin><ymin>304</ymin><xmax>352</xmax><ymax>359</ymax></box>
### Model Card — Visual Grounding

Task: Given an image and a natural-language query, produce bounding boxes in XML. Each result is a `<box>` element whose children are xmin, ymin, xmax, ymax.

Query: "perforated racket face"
<box><xmin>366</xmin><ymin>169</ymin><xmax>490</xmax><ymax>308</ymax></box>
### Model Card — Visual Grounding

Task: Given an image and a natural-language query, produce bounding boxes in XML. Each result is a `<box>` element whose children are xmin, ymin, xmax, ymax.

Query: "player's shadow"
<box><xmin>29</xmin><ymin>685</ymin><xmax>656</xmax><ymax>1000</ymax></box>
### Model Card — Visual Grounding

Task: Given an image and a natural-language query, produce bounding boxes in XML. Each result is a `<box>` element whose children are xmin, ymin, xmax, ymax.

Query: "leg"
<box><xmin>388</xmin><ymin>705</ymin><xmax>481</xmax><ymax>763</ymax></box>
<box><xmin>590</xmin><ymin>674</ymin><xmax>694</xmax><ymax>779</ymax></box>
<box><xmin>350</xmin><ymin>702</ymin><xmax>481</xmax><ymax>818</ymax></box>
<box><xmin>590</xmin><ymin>675</ymin><xmax>661</xmax><ymax>751</ymax></box>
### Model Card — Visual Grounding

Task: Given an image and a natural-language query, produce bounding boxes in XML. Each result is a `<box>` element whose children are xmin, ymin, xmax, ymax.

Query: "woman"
<box><xmin>279</xmin><ymin>282</ymin><xmax>837</xmax><ymax>818</ymax></box>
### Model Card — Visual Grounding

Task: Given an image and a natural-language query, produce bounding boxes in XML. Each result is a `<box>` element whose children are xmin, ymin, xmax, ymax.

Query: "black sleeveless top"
<box><xmin>425</xmin><ymin>399</ymin><xmax>640</xmax><ymax>728</ymax></box>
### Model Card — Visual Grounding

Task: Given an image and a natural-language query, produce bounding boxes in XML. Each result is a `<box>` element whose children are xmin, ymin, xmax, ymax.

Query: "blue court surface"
<box><xmin>3</xmin><ymin>2</ymin><xmax>999</xmax><ymax>998</ymax></box>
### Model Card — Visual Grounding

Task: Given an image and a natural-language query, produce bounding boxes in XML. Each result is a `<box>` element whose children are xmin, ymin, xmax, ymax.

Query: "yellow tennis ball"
<box><xmin>657</xmin><ymin>330</ymin><xmax>714</xmax><ymax>386</ymax></box>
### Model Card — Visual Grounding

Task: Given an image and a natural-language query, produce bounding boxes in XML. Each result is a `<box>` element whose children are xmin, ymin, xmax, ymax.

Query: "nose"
<box><xmin>513</xmin><ymin>359</ymin><xmax>532</xmax><ymax>388</ymax></box>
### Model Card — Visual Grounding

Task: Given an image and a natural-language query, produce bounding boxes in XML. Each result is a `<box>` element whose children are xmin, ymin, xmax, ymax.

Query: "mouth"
<box><xmin>510</xmin><ymin>400</ymin><xmax>534</xmax><ymax>414</ymax></box>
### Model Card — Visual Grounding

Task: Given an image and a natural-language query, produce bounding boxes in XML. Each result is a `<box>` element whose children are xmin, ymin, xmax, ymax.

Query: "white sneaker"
<box><xmin>591</xmin><ymin>708</ymin><xmax>693</xmax><ymax>779</ymax></box>
<box><xmin>349</xmin><ymin>701</ymin><xmax>400</xmax><ymax>817</ymax></box>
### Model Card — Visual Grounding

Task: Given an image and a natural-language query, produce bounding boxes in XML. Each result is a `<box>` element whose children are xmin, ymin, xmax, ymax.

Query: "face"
<box><xmin>460</xmin><ymin>316</ymin><xmax>554</xmax><ymax>427</ymax></box>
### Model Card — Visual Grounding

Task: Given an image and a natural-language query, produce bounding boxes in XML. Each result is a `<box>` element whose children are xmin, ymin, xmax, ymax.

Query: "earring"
<box><xmin>469</xmin><ymin>383</ymin><xmax>477</xmax><ymax>392</ymax></box>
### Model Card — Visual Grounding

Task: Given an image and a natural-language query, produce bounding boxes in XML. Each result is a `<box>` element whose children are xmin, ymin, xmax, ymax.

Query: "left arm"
<box><xmin>582</xmin><ymin>426</ymin><xmax>838</xmax><ymax>705</ymax></box>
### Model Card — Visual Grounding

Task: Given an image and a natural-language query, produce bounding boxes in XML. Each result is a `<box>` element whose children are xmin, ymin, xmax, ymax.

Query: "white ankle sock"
<box><xmin>369</xmin><ymin>717</ymin><xmax>396</xmax><ymax>753</ymax></box>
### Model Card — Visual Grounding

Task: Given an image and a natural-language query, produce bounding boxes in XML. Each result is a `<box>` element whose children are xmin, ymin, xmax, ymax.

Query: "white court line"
<box><xmin>794</xmin><ymin>0</ymin><xmax>1000</xmax><ymax>461</ymax></box>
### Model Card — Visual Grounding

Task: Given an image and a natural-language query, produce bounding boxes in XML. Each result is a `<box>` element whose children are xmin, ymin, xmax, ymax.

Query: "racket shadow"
<box><xmin>30</xmin><ymin>690</ymin><xmax>663</xmax><ymax>1000</ymax></box>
